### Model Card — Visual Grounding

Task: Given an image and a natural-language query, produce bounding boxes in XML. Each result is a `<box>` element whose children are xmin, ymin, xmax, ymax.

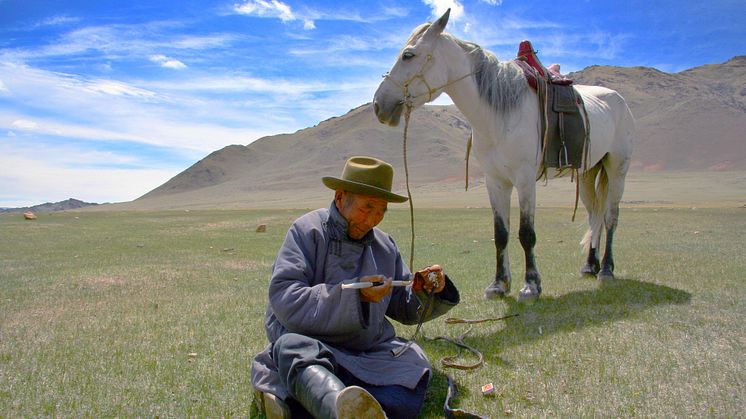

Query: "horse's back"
<box><xmin>575</xmin><ymin>85</ymin><xmax>629</xmax><ymax>112</ymax></box>
<box><xmin>574</xmin><ymin>84</ymin><xmax>634</xmax><ymax>169</ymax></box>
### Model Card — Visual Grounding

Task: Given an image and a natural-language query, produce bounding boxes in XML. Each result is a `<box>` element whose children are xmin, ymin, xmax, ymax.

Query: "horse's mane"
<box><xmin>407</xmin><ymin>23</ymin><xmax>431</xmax><ymax>45</ymax></box>
<box><xmin>447</xmin><ymin>34</ymin><xmax>528</xmax><ymax>114</ymax></box>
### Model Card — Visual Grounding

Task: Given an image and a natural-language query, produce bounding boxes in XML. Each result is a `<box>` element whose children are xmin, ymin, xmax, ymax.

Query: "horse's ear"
<box><xmin>424</xmin><ymin>8</ymin><xmax>450</xmax><ymax>39</ymax></box>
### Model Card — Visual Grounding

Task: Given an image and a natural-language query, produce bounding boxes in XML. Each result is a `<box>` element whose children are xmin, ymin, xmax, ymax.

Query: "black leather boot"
<box><xmin>292</xmin><ymin>365</ymin><xmax>386</xmax><ymax>419</ymax></box>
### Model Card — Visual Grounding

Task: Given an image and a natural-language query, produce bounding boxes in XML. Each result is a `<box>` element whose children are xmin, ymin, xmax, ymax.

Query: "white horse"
<box><xmin>373</xmin><ymin>10</ymin><xmax>634</xmax><ymax>300</ymax></box>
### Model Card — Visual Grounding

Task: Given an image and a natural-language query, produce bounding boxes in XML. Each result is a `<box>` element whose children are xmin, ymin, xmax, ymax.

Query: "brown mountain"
<box><xmin>568</xmin><ymin>56</ymin><xmax>746</xmax><ymax>171</ymax></box>
<box><xmin>120</xmin><ymin>57</ymin><xmax>744</xmax><ymax>210</ymax></box>
<box><xmin>130</xmin><ymin>104</ymin><xmax>477</xmax><ymax>209</ymax></box>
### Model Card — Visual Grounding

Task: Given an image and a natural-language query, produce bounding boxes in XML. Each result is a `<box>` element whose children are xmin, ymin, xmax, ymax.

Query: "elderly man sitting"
<box><xmin>251</xmin><ymin>156</ymin><xmax>460</xmax><ymax>418</ymax></box>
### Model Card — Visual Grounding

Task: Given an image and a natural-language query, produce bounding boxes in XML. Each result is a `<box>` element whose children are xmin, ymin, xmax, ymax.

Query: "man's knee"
<box><xmin>272</xmin><ymin>334</ymin><xmax>337</xmax><ymax>381</ymax></box>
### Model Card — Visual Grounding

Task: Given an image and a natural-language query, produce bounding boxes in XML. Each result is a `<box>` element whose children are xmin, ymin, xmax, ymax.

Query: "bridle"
<box><xmin>382</xmin><ymin>52</ymin><xmax>437</xmax><ymax>106</ymax></box>
<box><xmin>381</xmin><ymin>47</ymin><xmax>479</xmax><ymax>108</ymax></box>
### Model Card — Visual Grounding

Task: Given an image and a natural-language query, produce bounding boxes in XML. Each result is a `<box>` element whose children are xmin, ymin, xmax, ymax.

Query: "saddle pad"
<box><xmin>544</xmin><ymin>84</ymin><xmax>587</xmax><ymax>169</ymax></box>
<box><xmin>553</xmin><ymin>84</ymin><xmax>579</xmax><ymax>113</ymax></box>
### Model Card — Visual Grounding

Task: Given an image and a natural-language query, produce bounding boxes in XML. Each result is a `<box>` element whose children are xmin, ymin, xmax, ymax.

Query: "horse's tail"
<box><xmin>581</xmin><ymin>163</ymin><xmax>608</xmax><ymax>254</ymax></box>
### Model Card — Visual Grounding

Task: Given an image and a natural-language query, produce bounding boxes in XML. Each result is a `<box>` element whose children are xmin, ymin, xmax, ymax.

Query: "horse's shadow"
<box><xmin>420</xmin><ymin>278</ymin><xmax>691</xmax><ymax>414</ymax></box>
<box><xmin>508</xmin><ymin>277</ymin><xmax>687</xmax><ymax>347</ymax></box>
<box><xmin>428</xmin><ymin>277</ymin><xmax>690</xmax><ymax>357</ymax></box>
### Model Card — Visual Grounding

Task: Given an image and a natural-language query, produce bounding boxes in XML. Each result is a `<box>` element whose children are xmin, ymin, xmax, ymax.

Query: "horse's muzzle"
<box><xmin>372</xmin><ymin>99</ymin><xmax>403</xmax><ymax>127</ymax></box>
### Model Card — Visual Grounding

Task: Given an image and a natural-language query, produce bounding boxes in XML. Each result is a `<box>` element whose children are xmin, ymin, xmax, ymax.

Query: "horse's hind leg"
<box><xmin>598</xmin><ymin>206</ymin><xmax>618</xmax><ymax>280</ymax></box>
<box><xmin>579</xmin><ymin>164</ymin><xmax>602</xmax><ymax>277</ymax></box>
<box><xmin>598</xmin><ymin>159</ymin><xmax>628</xmax><ymax>280</ymax></box>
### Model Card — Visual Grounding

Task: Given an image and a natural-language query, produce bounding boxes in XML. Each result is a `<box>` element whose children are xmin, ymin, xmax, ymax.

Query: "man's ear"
<box><xmin>334</xmin><ymin>190</ymin><xmax>345</xmax><ymax>207</ymax></box>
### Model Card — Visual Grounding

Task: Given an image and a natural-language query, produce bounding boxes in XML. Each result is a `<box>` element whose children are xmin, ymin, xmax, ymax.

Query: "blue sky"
<box><xmin>1</xmin><ymin>0</ymin><xmax>743</xmax><ymax>207</ymax></box>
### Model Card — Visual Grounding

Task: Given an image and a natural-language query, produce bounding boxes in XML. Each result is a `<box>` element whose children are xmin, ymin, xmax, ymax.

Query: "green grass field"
<box><xmin>1</xmin><ymin>206</ymin><xmax>744</xmax><ymax>417</ymax></box>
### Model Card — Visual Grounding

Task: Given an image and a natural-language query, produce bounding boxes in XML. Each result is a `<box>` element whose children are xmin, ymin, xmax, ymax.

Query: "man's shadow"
<box><xmin>422</xmin><ymin>277</ymin><xmax>691</xmax><ymax>412</ymax></box>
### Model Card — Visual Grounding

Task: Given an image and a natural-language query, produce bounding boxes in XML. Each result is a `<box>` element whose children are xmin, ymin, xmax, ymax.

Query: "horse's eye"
<box><xmin>402</xmin><ymin>51</ymin><xmax>415</xmax><ymax>61</ymax></box>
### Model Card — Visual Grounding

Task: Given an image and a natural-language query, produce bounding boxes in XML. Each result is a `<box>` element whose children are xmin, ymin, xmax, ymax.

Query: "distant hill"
<box><xmin>0</xmin><ymin>198</ymin><xmax>100</xmax><ymax>213</ymax></box>
<box><xmin>569</xmin><ymin>56</ymin><xmax>746</xmax><ymax>171</ymax></box>
<box><xmin>125</xmin><ymin>104</ymin><xmax>477</xmax><ymax>210</ymax></box>
<box><xmin>110</xmin><ymin>57</ymin><xmax>744</xmax><ymax>210</ymax></box>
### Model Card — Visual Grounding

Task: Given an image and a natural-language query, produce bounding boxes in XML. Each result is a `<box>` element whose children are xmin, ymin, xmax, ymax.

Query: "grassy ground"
<box><xmin>1</xmin><ymin>206</ymin><xmax>744</xmax><ymax>417</ymax></box>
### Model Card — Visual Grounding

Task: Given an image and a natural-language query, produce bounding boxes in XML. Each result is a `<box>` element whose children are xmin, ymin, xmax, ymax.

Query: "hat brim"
<box><xmin>322</xmin><ymin>177</ymin><xmax>408</xmax><ymax>203</ymax></box>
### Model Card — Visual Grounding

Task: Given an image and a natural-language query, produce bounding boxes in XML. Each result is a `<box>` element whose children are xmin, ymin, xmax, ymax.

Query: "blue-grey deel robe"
<box><xmin>250</xmin><ymin>203</ymin><xmax>460</xmax><ymax>400</ymax></box>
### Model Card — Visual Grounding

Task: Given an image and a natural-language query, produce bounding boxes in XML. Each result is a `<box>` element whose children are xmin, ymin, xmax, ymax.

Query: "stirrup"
<box><xmin>254</xmin><ymin>389</ymin><xmax>291</xmax><ymax>419</ymax></box>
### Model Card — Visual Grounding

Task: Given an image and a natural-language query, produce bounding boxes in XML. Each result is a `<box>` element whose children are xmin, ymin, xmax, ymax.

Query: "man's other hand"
<box><xmin>359</xmin><ymin>275</ymin><xmax>392</xmax><ymax>303</ymax></box>
<box><xmin>413</xmin><ymin>264</ymin><xmax>446</xmax><ymax>294</ymax></box>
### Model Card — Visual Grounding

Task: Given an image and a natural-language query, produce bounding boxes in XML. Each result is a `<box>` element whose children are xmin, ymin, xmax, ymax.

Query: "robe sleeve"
<box><xmin>387</xmin><ymin>275</ymin><xmax>460</xmax><ymax>325</ymax></box>
<box><xmin>384</xmin><ymin>235</ymin><xmax>460</xmax><ymax>325</ymax></box>
<box><xmin>268</xmin><ymin>219</ymin><xmax>367</xmax><ymax>337</ymax></box>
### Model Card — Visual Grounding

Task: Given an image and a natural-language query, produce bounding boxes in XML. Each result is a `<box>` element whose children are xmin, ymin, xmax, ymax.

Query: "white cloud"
<box><xmin>0</xmin><ymin>63</ymin><xmax>275</xmax><ymax>152</ymax></box>
<box><xmin>1</xmin><ymin>23</ymin><xmax>236</xmax><ymax>64</ymax></box>
<box><xmin>11</xmin><ymin>119</ymin><xmax>38</xmax><ymax>130</ymax></box>
<box><xmin>149</xmin><ymin>54</ymin><xmax>187</xmax><ymax>69</ymax></box>
<box><xmin>423</xmin><ymin>0</ymin><xmax>465</xmax><ymax>21</ymax></box>
<box><xmin>35</xmin><ymin>15</ymin><xmax>81</xmax><ymax>28</ymax></box>
<box><xmin>0</xmin><ymin>79</ymin><xmax>9</xmax><ymax>95</ymax></box>
<box><xmin>233</xmin><ymin>0</ymin><xmax>315</xmax><ymax>29</ymax></box>
<box><xmin>85</xmin><ymin>79</ymin><xmax>157</xmax><ymax>97</ymax></box>
<box><xmin>0</xmin><ymin>150</ymin><xmax>177</xmax><ymax>206</ymax></box>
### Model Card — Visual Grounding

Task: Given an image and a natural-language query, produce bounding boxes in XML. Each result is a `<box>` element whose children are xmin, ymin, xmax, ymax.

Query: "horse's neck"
<box><xmin>445</xmin><ymin>77</ymin><xmax>518</xmax><ymax>140</ymax></box>
<box><xmin>444</xmin><ymin>65</ymin><xmax>541</xmax><ymax>173</ymax></box>
<box><xmin>446</xmin><ymin>82</ymin><xmax>493</xmax><ymax>130</ymax></box>
<box><xmin>439</xmin><ymin>53</ymin><xmax>494</xmax><ymax>132</ymax></box>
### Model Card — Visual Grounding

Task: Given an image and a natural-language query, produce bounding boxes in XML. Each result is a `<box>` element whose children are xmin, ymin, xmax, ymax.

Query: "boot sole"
<box><xmin>255</xmin><ymin>390</ymin><xmax>291</xmax><ymax>419</ymax></box>
<box><xmin>336</xmin><ymin>386</ymin><xmax>386</xmax><ymax>419</ymax></box>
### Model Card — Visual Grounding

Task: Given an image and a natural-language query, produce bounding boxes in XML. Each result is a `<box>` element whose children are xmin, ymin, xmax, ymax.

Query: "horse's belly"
<box><xmin>543</xmin><ymin>168</ymin><xmax>576</xmax><ymax>179</ymax></box>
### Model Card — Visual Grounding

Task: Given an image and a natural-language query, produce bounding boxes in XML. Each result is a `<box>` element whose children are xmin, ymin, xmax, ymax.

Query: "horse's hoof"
<box><xmin>597</xmin><ymin>269</ymin><xmax>614</xmax><ymax>281</ymax></box>
<box><xmin>518</xmin><ymin>283</ymin><xmax>540</xmax><ymax>302</ymax></box>
<box><xmin>580</xmin><ymin>264</ymin><xmax>598</xmax><ymax>278</ymax></box>
<box><xmin>484</xmin><ymin>279</ymin><xmax>510</xmax><ymax>299</ymax></box>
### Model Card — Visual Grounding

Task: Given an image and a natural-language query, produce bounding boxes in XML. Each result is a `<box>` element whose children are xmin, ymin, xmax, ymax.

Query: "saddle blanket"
<box><xmin>543</xmin><ymin>83</ymin><xmax>587</xmax><ymax>170</ymax></box>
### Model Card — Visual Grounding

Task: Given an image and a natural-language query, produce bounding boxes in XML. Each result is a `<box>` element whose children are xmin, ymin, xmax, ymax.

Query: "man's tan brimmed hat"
<box><xmin>322</xmin><ymin>156</ymin><xmax>408</xmax><ymax>203</ymax></box>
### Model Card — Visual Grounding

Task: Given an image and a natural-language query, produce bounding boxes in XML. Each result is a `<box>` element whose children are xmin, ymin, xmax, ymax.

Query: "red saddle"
<box><xmin>515</xmin><ymin>40</ymin><xmax>573</xmax><ymax>88</ymax></box>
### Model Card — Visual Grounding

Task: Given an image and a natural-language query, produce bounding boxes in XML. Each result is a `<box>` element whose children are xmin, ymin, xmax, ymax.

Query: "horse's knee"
<box><xmin>493</xmin><ymin>215</ymin><xmax>508</xmax><ymax>249</ymax></box>
<box><xmin>518</xmin><ymin>217</ymin><xmax>536</xmax><ymax>250</ymax></box>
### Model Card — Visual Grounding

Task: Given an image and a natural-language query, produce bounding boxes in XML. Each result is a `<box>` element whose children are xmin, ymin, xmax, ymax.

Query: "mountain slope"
<box><xmin>569</xmin><ymin>56</ymin><xmax>746</xmax><ymax>170</ymax></box>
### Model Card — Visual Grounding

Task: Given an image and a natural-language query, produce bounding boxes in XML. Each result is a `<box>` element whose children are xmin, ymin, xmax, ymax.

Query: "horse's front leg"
<box><xmin>516</xmin><ymin>181</ymin><xmax>542</xmax><ymax>301</ymax></box>
<box><xmin>484</xmin><ymin>178</ymin><xmax>512</xmax><ymax>299</ymax></box>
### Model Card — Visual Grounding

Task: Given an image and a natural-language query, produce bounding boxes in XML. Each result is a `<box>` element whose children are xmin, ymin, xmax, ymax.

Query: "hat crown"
<box><xmin>340</xmin><ymin>157</ymin><xmax>393</xmax><ymax>191</ymax></box>
<box><xmin>321</xmin><ymin>156</ymin><xmax>408</xmax><ymax>203</ymax></box>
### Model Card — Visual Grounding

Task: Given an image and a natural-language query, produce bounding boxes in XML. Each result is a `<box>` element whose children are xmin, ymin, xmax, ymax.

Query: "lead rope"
<box><xmin>388</xmin><ymin>53</ymin><xmax>436</xmax><ymax>358</ymax></box>
<box><xmin>402</xmin><ymin>104</ymin><xmax>416</xmax><ymax>270</ymax></box>
<box><xmin>396</xmin><ymin>84</ymin><xmax>491</xmax><ymax>419</ymax></box>
<box><xmin>391</xmin><ymin>103</ymin><xmax>434</xmax><ymax>359</ymax></box>
<box><xmin>382</xmin><ymin>46</ymin><xmax>497</xmax><ymax>417</ymax></box>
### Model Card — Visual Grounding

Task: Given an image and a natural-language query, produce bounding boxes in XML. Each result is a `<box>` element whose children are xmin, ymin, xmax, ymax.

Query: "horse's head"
<box><xmin>373</xmin><ymin>9</ymin><xmax>451</xmax><ymax>127</ymax></box>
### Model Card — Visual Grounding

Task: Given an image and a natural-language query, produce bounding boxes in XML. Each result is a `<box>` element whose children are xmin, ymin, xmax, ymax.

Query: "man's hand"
<box><xmin>359</xmin><ymin>275</ymin><xmax>392</xmax><ymax>303</ymax></box>
<box><xmin>413</xmin><ymin>264</ymin><xmax>446</xmax><ymax>294</ymax></box>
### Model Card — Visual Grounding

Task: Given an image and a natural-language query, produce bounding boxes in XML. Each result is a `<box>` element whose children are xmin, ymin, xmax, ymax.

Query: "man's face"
<box><xmin>336</xmin><ymin>191</ymin><xmax>388</xmax><ymax>240</ymax></box>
